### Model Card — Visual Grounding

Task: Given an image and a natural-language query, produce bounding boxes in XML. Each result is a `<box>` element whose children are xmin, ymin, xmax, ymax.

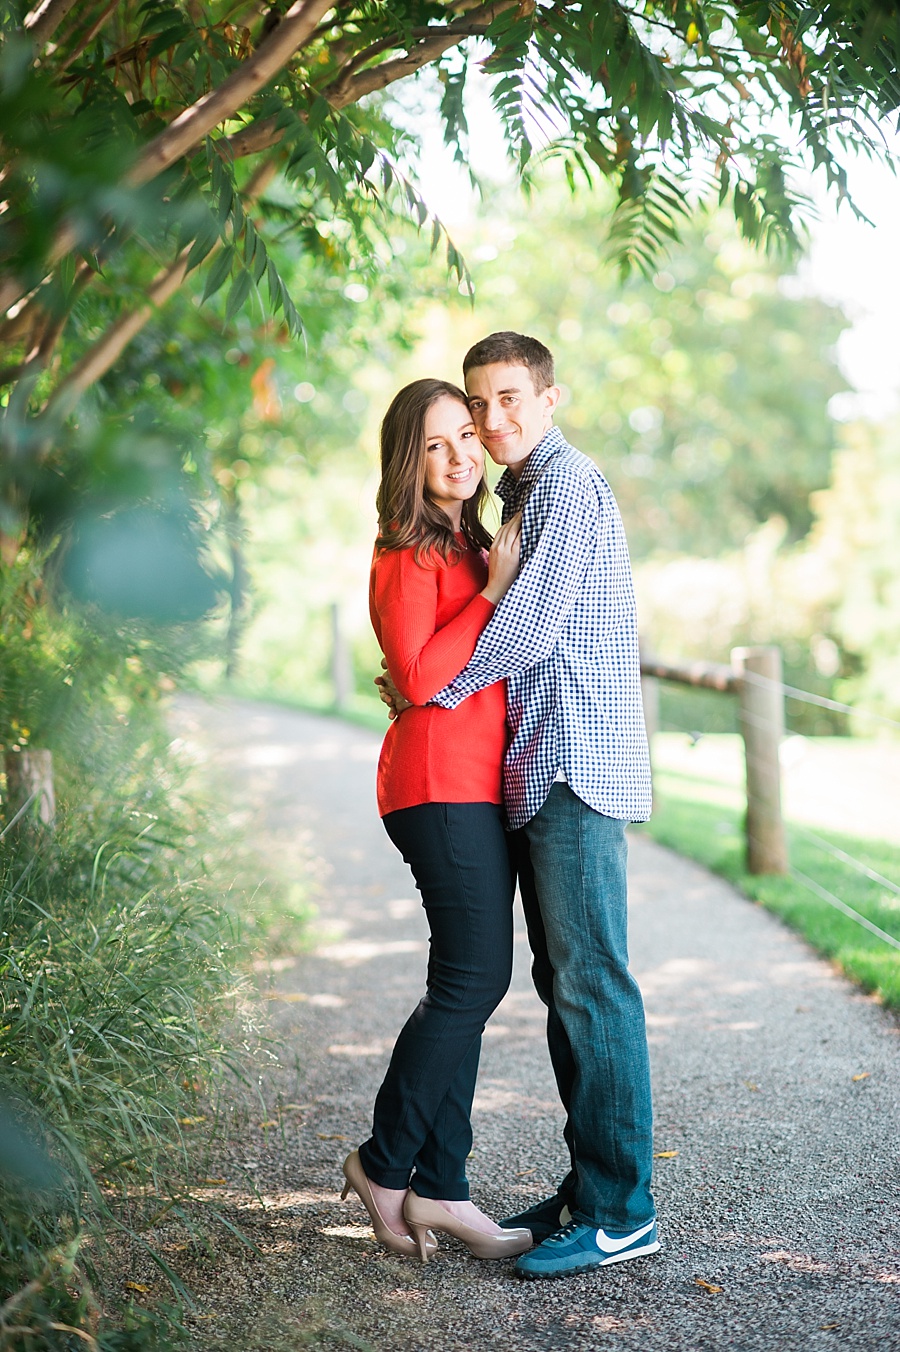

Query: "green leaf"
<box><xmin>307</xmin><ymin>95</ymin><xmax>331</xmax><ymax>131</ymax></box>
<box><xmin>224</xmin><ymin>268</ymin><xmax>252</xmax><ymax>324</ymax></box>
<box><xmin>251</xmin><ymin>236</ymin><xmax>268</xmax><ymax>286</ymax></box>
<box><xmin>280</xmin><ymin>282</ymin><xmax>304</xmax><ymax>339</ymax></box>
<box><xmin>201</xmin><ymin>246</ymin><xmax>234</xmax><ymax>303</ymax></box>
<box><xmin>185</xmin><ymin>217</ymin><xmax>220</xmax><ymax>272</ymax></box>
<box><xmin>266</xmin><ymin>257</ymin><xmax>283</xmax><ymax>314</ymax></box>
<box><xmin>147</xmin><ymin>25</ymin><xmax>191</xmax><ymax>58</ymax></box>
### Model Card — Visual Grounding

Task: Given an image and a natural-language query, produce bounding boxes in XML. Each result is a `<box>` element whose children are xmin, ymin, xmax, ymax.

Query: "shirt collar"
<box><xmin>495</xmin><ymin>425</ymin><xmax>567</xmax><ymax>506</ymax></box>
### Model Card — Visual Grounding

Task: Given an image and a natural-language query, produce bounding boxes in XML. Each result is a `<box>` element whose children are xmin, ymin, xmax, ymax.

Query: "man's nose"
<box><xmin>481</xmin><ymin>402</ymin><xmax>504</xmax><ymax>429</ymax></box>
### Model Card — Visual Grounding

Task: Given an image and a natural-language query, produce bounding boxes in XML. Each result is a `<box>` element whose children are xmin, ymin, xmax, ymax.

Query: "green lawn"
<box><xmin>641</xmin><ymin>754</ymin><xmax>900</xmax><ymax>1012</ymax></box>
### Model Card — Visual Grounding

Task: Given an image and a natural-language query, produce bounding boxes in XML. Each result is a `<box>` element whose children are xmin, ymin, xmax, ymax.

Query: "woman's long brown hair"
<box><xmin>375</xmin><ymin>378</ymin><xmax>493</xmax><ymax>564</ymax></box>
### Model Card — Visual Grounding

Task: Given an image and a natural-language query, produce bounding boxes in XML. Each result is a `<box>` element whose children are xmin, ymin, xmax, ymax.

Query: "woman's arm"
<box><xmin>372</xmin><ymin>548</ymin><xmax>497</xmax><ymax>706</ymax></box>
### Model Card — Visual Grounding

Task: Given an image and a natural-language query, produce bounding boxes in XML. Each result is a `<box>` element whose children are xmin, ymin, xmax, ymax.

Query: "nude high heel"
<box><xmin>403</xmin><ymin>1192</ymin><xmax>533</xmax><ymax>1263</ymax></box>
<box><xmin>341</xmin><ymin>1150</ymin><xmax>437</xmax><ymax>1258</ymax></box>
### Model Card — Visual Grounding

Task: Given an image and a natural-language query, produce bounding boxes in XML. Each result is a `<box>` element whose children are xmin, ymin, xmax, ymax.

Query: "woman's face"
<box><xmin>422</xmin><ymin>396</ymin><xmax>484</xmax><ymax>522</ymax></box>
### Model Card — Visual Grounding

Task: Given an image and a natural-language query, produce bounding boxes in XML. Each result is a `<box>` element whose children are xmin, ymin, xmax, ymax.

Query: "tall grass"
<box><xmin>0</xmin><ymin>726</ymin><xmax>256</xmax><ymax>1347</ymax></box>
<box><xmin>1</xmin><ymin>553</ymin><xmax>267</xmax><ymax>1349</ymax></box>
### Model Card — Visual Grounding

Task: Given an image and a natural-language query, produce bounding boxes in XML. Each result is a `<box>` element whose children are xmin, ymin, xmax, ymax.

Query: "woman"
<box><xmin>341</xmin><ymin>378</ymin><xmax>532</xmax><ymax>1263</ymax></box>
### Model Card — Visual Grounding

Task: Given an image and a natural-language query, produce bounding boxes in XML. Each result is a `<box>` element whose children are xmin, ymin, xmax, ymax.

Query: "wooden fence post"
<box><xmin>732</xmin><ymin>645</ymin><xmax>787</xmax><ymax>875</ymax></box>
<box><xmin>3</xmin><ymin>749</ymin><xmax>56</xmax><ymax>833</ymax></box>
<box><xmin>329</xmin><ymin>603</ymin><xmax>353</xmax><ymax>712</ymax></box>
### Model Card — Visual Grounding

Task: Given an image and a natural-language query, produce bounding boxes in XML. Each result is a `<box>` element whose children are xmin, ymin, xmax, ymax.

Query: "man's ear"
<box><xmin>543</xmin><ymin>385</ymin><xmax>561</xmax><ymax>417</ymax></box>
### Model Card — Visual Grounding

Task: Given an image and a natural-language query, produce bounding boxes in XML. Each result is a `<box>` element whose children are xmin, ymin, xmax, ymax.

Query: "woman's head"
<box><xmin>376</xmin><ymin>379</ymin><xmax>493</xmax><ymax>561</ymax></box>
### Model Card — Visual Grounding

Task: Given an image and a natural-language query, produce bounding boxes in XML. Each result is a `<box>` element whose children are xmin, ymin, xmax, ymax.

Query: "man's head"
<box><xmin>462</xmin><ymin>332</ymin><xmax>560</xmax><ymax>477</ymax></box>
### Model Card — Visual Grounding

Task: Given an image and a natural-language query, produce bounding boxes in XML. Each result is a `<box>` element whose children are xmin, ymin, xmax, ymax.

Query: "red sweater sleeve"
<box><xmin>371</xmin><ymin>548</ymin><xmax>496</xmax><ymax>704</ymax></box>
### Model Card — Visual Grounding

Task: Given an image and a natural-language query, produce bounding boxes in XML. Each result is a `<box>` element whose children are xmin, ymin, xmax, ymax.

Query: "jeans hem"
<box><xmin>571</xmin><ymin>1208</ymin><xmax>657</xmax><ymax>1233</ymax></box>
<box><xmin>410</xmin><ymin>1180</ymin><xmax>470</xmax><ymax>1202</ymax></box>
<box><xmin>357</xmin><ymin>1142</ymin><xmax>411</xmax><ymax>1192</ymax></box>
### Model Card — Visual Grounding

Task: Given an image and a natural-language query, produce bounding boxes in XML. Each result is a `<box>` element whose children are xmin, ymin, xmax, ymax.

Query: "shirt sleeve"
<box><xmin>372</xmin><ymin>548</ymin><xmax>497</xmax><ymax>705</ymax></box>
<box><xmin>431</xmin><ymin>464</ymin><xmax>606</xmax><ymax>709</ymax></box>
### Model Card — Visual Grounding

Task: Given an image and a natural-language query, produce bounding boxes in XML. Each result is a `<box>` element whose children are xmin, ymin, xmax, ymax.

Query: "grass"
<box><xmin>0</xmin><ymin>709</ymin><xmax>272</xmax><ymax>1349</ymax></box>
<box><xmin>641</xmin><ymin>775</ymin><xmax>900</xmax><ymax>1011</ymax></box>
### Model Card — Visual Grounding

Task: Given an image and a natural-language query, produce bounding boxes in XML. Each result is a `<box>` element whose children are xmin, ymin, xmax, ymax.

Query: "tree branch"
<box><xmin>127</xmin><ymin>0</ymin><xmax>335</xmax><ymax>187</ymax></box>
<box><xmin>1</xmin><ymin>0</ymin><xmax>513</xmax><ymax>326</ymax></box>
<box><xmin>23</xmin><ymin>0</ymin><xmax>85</xmax><ymax>47</ymax></box>
<box><xmin>187</xmin><ymin>5</ymin><xmax>515</xmax><ymax>163</ymax></box>
<box><xmin>59</xmin><ymin>0</ymin><xmax>122</xmax><ymax>73</ymax></box>
<box><xmin>325</xmin><ymin>33</ymin><xmax>459</xmax><ymax>104</ymax></box>
<box><xmin>326</xmin><ymin>2</ymin><xmax>516</xmax><ymax>107</ymax></box>
<box><xmin>226</xmin><ymin>115</ymin><xmax>286</xmax><ymax>159</ymax></box>
<box><xmin>0</xmin><ymin>0</ymin><xmax>333</xmax><ymax>318</ymax></box>
<box><xmin>0</xmin><ymin>252</ymin><xmax>110</xmax><ymax>387</ymax></box>
<box><xmin>40</xmin><ymin>249</ymin><xmax>194</xmax><ymax>421</ymax></box>
<box><xmin>40</xmin><ymin>159</ymin><xmax>278</xmax><ymax>421</ymax></box>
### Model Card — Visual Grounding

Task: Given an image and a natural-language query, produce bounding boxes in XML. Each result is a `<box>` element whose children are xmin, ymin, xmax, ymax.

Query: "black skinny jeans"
<box><xmin>358</xmin><ymin>802</ymin><xmax>514</xmax><ymax>1199</ymax></box>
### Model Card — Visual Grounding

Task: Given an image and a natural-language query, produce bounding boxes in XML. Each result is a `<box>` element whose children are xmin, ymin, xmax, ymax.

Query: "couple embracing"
<box><xmin>340</xmin><ymin>330</ymin><xmax>658</xmax><ymax>1281</ymax></box>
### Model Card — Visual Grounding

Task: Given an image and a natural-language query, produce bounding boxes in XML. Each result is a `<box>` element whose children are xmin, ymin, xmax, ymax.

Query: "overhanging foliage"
<box><xmin>0</xmin><ymin>0</ymin><xmax>898</xmax><ymax>536</ymax></box>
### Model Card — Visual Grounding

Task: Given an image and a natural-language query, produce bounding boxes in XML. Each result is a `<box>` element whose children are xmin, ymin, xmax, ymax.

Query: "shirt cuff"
<box><xmin>429</xmin><ymin>680</ymin><xmax>468</xmax><ymax>709</ymax></box>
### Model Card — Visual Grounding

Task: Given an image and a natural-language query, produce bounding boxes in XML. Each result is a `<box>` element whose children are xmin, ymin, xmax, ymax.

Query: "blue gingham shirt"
<box><xmin>431</xmin><ymin>426</ymin><xmax>651</xmax><ymax>829</ymax></box>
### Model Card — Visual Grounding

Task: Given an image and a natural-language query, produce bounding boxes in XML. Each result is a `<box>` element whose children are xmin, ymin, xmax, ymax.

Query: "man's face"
<box><xmin>465</xmin><ymin>363</ymin><xmax>560</xmax><ymax>477</ymax></box>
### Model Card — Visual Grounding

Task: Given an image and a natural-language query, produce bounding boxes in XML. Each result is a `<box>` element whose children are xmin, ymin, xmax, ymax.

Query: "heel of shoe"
<box><xmin>340</xmin><ymin>1179</ymin><xmax>351</xmax><ymax>1202</ymax></box>
<box><xmin>408</xmin><ymin>1222</ymin><xmax>433</xmax><ymax>1264</ymax></box>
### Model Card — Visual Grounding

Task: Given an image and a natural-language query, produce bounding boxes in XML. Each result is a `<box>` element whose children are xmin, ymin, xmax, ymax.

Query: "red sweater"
<box><xmin>369</xmin><ymin>536</ymin><xmax>508</xmax><ymax>816</ymax></box>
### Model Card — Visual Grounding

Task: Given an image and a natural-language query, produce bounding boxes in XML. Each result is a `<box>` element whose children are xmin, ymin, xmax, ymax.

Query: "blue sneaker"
<box><xmin>499</xmin><ymin>1192</ymin><xmax>575</xmax><ymax>1244</ymax></box>
<box><xmin>515</xmin><ymin>1218</ymin><xmax>660</xmax><ymax>1280</ymax></box>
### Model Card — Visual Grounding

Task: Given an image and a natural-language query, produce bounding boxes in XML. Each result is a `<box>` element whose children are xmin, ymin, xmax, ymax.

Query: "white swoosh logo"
<box><xmin>595</xmin><ymin>1219</ymin><xmax>656</xmax><ymax>1252</ymax></box>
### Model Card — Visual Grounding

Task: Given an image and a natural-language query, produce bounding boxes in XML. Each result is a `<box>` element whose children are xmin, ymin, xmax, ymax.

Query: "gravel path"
<box><xmin>171</xmin><ymin>696</ymin><xmax>899</xmax><ymax>1352</ymax></box>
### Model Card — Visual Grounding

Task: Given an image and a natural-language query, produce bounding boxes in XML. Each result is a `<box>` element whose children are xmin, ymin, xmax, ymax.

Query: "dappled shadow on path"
<box><xmin>156</xmin><ymin>698</ymin><xmax>899</xmax><ymax>1352</ymax></box>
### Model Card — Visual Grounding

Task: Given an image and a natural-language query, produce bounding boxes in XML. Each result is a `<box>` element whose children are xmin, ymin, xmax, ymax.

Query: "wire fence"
<box><xmin>0</xmin><ymin>789</ymin><xmax>40</xmax><ymax>842</ymax></box>
<box><xmin>643</xmin><ymin>648</ymin><xmax>900</xmax><ymax>953</ymax></box>
<box><xmin>741</xmin><ymin>668</ymin><xmax>900</xmax><ymax>734</ymax></box>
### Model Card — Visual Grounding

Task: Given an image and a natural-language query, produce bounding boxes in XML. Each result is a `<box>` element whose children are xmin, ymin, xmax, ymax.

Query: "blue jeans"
<box><xmin>359</xmin><ymin>802</ymin><xmax>514</xmax><ymax>1200</ymax></box>
<box><xmin>511</xmin><ymin>784</ymin><xmax>655</xmax><ymax>1231</ymax></box>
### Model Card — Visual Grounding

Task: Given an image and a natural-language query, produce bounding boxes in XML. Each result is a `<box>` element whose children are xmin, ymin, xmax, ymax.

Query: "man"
<box><xmin>383</xmin><ymin>331</ymin><xmax>658</xmax><ymax>1280</ymax></box>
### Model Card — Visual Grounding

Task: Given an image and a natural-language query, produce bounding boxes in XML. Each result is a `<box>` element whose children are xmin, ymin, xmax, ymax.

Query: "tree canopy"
<box><xmin>2</xmin><ymin>0</ymin><xmax>899</xmax><ymax>421</ymax></box>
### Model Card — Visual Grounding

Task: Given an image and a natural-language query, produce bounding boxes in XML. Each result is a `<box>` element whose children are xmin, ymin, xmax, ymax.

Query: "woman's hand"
<box><xmin>375</xmin><ymin>658</ymin><xmax>412</xmax><ymax>720</ymax></box>
<box><xmin>481</xmin><ymin>512</ymin><xmax>522</xmax><ymax>605</ymax></box>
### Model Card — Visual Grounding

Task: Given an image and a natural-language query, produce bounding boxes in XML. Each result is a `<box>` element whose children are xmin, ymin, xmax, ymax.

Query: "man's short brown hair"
<box><xmin>462</xmin><ymin>331</ymin><xmax>555</xmax><ymax>393</ymax></box>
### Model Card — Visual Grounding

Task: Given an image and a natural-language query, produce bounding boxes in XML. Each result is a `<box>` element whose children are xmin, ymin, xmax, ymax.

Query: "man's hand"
<box><xmin>375</xmin><ymin>658</ymin><xmax>412</xmax><ymax>720</ymax></box>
